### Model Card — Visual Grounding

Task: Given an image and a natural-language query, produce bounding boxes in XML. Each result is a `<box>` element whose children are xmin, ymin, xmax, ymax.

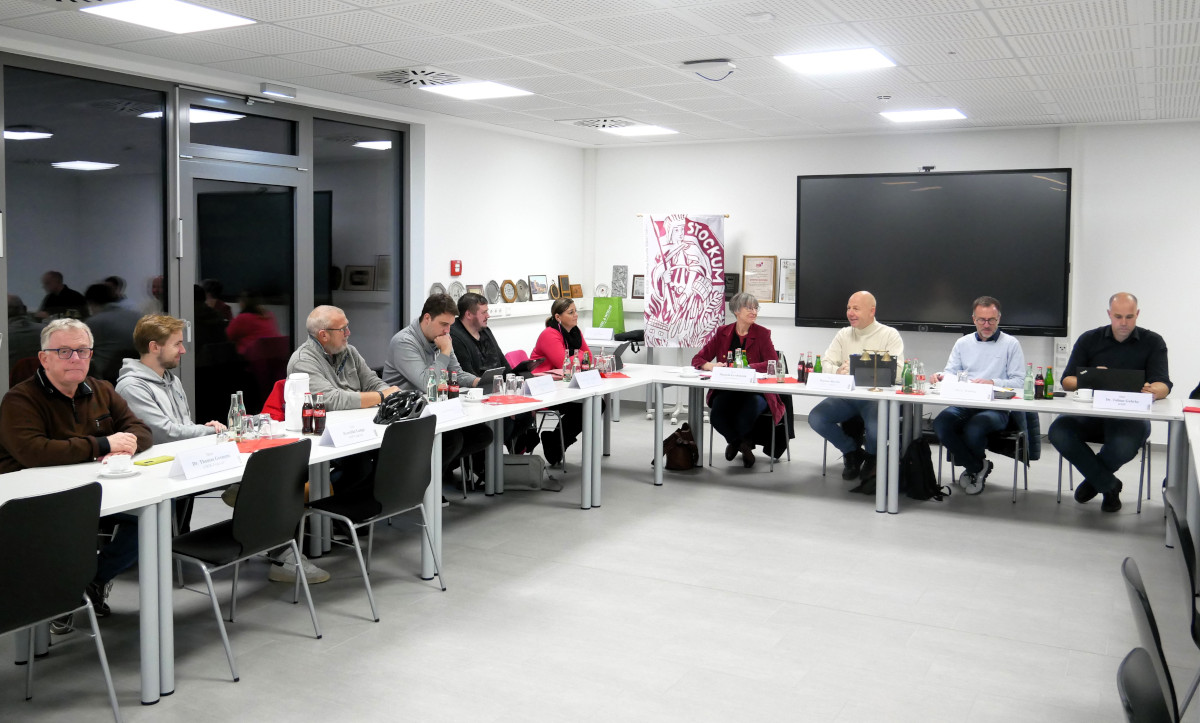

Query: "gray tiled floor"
<box><xmin>3</xmin><ymin>405</ymin><xmax>1196</xmax><ymax>722</ymax></box>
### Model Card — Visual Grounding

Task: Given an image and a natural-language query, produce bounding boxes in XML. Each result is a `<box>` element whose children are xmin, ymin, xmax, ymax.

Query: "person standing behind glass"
<box><xmin>690</xmin><ymin>292</ymin><xmax>783</xmax><ymax>469</ymax></box>
<box><xmin>529</xmin><ymin>298</ymin><xmax>594</xmax><ymax>466</ymax></box>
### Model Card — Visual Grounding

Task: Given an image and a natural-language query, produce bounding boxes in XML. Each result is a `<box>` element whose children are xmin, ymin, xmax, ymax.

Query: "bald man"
<box><xmin>1050</xmin><ymin>292</ymin><xmax>1171</xmax><ymax>513</ymax></box>
<box><xmin>807</xmin><ymin>291</ymin><xmax>904</xmax><ymax>491</ymax></box>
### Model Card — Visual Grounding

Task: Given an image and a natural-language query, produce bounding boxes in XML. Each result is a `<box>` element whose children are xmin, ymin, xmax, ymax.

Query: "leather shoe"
<box><xmin>1074</xmin><ymin>480</ymin><xmax>1098</xmax><ymax>504</ymax></box>
<box><xmin>1101</xmin><ymin>481</ymin><xmax>1124</xmax><ymax>513</ymax></box>
<box><xmin>541</xmin><ymin>431</ymin><xmax>562</xmax><ymax>466</ymax></box>
<box><xmin>841</xmin><ymin>448</ymin><xmax>864</xmax><ymax>480</ymax></box>
<box><xmin>739</xmin><ymin>441</ymin><xmax>755</xmax><ymax>468</ymax></box>
<box><xmin>724</xmin><ymin>443</ymin><xmax>738</xmax><ymax>461</ymax></box>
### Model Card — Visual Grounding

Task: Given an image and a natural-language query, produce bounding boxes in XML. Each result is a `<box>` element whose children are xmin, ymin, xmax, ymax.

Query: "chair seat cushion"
<box><xmin>172</xmin><ymin>520</ymin><xmax>245</xmax><ymax>566</ymax></box>
<box><xmin>307</xmin><ymin>495</ymin><xmax>382</xmax><ymax>525</ymax></box>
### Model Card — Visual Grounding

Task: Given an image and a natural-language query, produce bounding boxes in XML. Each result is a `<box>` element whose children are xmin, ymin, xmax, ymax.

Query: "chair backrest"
<box><xmin>1163</xmin><ymin>492</ymin><xmax>1200</xmax><ymax>642</ymax></box>
<box><xmin>0</xmin><ymin>482</ymin><xmax>102</xmax><ymax>634</ymax></box>
<box><xmin>1121</xmin><ymin>556</ymin><xmax>1181</xmax><ymax>721</ymax></box>
<box><xmin>372</xmin><ymin>415</ymin><xmax>436</xmax><ymax>516</ymax></box>
<box><xmin>505</xmin><ymin>349</ymin><xmax>529</xmax><ymax>368</ymax></box>
<box><xmin>231</xmin><ymin>438</ymin><xmax>312</xmax><ymax>555</ymax></box>
<box><xmin>1118</xmin><ymin>647</ymin><xmax>1176</xmax><ymax>723</ymax></box>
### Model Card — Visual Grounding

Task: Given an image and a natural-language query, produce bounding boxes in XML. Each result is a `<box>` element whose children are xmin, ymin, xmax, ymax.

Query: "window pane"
<box><xmin>4</xmin><ymin>66</ymin><xmax>165</xmax><ymax>385</ymax></box>
<box><xmin>188</xmin><ymin>105</ymin><xmax>297</xmax><ymax>156</ymax></box>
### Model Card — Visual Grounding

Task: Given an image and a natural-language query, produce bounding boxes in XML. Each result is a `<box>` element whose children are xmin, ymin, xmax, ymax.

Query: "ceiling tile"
<box><xmin>1156</xmin><ymin>95</ymin><xmax>1200</xmax><ymax>118</ymax></box>
<box><xmin>908</xmin><ymin>59</ymin><xmax>1028</xmax><ymax>82</ymax></box>
<box><xmin>680</xmin><ymin>1</ymin><xmax>838</xmax><ymax>33</ymax></box>
<box><xmin>192</xmin><ymin>0</ymin><xmax>357</xmax><ymax>21</ymax></box>
<box><xmin>1155</xmin><ymin>45</ymin><xmax>1200</xmax><ymax>66</ymax></box>
<box><xmin>805</xmin><ymin>66</ymin><xmax>923</xmax><ymax>88</ymax></box>
<box><xmin>544</xmin><ymin>88</ymin><xmax>655</xmax><ymax>107</ymax></box>
<box><xmin>503</xmin><ymin>74</ymin><xmax>610</xmax><ymax>95</ymax></box>
<box><xmin>438</xmin><ymin>56</ymin><xmax>562</xmax><ymax>80</ymax></box>
<box><xmin>206</xmin><ymin>55</ymin><xmax>335</xmax><ymax>80</ymax></box>
<box><xmin>737</xmin><ymin>24</ymin><xmax>872</xmax><ymax>55</ymax></box>
<box><xmin>281</xmin><ymin>47</ymin><xmax>408</xmax><ymax>73</ymax></box>
<box><xmin>378</xmin><ymin>0</ymin><xmax>541</xmax><ymax>33</ymax></box>
<box><xmin>464</xmin><ymin>24</ymin><xmax>601</xmax><ymax>55</ymax></box>
<box><xmin>1153</xmin><ymin>0</ymin><xmax>1200</xmax><ymax>22</ymax></box>
<box><xmin>114</xmin><ymin>36</ymin><xmax>260</xmax><ymax>65</ymax></box>
<box><xmin>582</xmin><ymin>66</ymin><xmax>693</xmax><ymax>87</ymax></box>
<box><xmin>3</xmin><ymin>11</ymin><xmax>168</xmax><ymax>45</ymax></box>
<box><xmin>0</xmin><ymin>1</ymin><xmax>55</xmax><ymax>22</ymax></box>
<box><xmin>1008</xmin><ymin>27</ymin><xmax>1134</xmax><ymax>56</ymax></box>
<box><xmin>883</xmin><ymin>38</ymin><xmax>1015</xmax><ymax>65</ymax></box>
<box><xmin>1039</xmin><ymin>69</ymin><xmax>1138</xmax><ymax>88</ymax></box>
<box><xmin>1156</xmin><ymin>65</ymin><xmax>1200</xmax><ymax>82</ymax></box>
<box><xmin>365</xmin><ymin>36</ymin><xmax>502</xmax><ymax>64</ymax></box>
<box><xmin>989</xmin><ymin>0</ymin><xmax>1133</xmax><ymax>35</ymax></box>
<box><xmin>295</xmin><ymin>73</ymin><xmax>403</xmax><ymax>94</ymax></box>
<box><xmin>826</xmin><ymin>0</ymin><xmax>979</xmax><ymax>22</ymax></box>
<box><xmin>195</xmin><ymin>24</ymin><xmax>343</xmax><ymax>54</ymax></box>
<box><xmin>525</xmin><ymin>47</ymin><xmax>650</xmax><ymax>73</ymax></box>
<box><xmin>566</xmin><ymin>10</ymin><xmax>713</xmax><ymax>44</ymax></box>
<box><xmin>1023</xmin><ymin>50</ymin><xmax>1137</xmax><ymax>72</ymax></box>
<box><xmin>667</xmin><ymin>95</ymin><xmax>765</xmax><ymax>112</ymax></box>
<box><xmin>628</xmin><ymin>82</ymin><xmax>734</xmax><ymax>101</ymax></box>
<box><xmin>621</xmin><ymin>37</ymin><xmax>750</xmax><ymax>65</ymax></box>
<box><xmin>855</xmin><ymin>12</ymin><xmax>995</xmax><ymax>46</ymax></box>
<box><xmin>929</xmin><ymin>77</ymin><xmax>1038</xmax><ymax>95</ymax></box>
<box><xmin>278</xmin><ymin>10</ymin><xmax>430</xmax><ymax>44</ymax></box>
<box><xmin>502</xmin><ymin>0</ymin><xmax>660</xmax><ymax>21</ymax></box>
<box><xmin>1155</xmin><ymin>20</ymin><xmax>1200</xmax><ymax>46</ymax></box>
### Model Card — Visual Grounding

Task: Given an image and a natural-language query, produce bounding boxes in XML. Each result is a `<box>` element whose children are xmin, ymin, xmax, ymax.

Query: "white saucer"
<box><xmin>1070</xmin><ymin>396</ymin><xmax>1094</xmax><ymax>404</ymax></box>
<box><xmin>99</xmin><ymin>469</ymin><xmax>140</xmax><ymax>479</ymax></box>
<box><xmin>679</xmin><ymin>372</ymin><xmax>699</xmax><ymax>379</ymax></box>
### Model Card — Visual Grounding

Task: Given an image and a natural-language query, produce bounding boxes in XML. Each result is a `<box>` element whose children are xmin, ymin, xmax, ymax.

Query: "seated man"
<box><xmin>0</xmin><ymin>318</ymin><xmax>153</xmax><ymax>620</ymax></box>
<box><xmin>806</xmin><ymin>291</ymin><xmax>904</xmax><ymax>492</ymax></box>
<box><xmin>384</xmin><ymin>294</ymin><xmax>494</xmax><ymax>485</ymax></box>
<box><xmin>931</xmin><ymin>296</ymin><xmax>1026</xmax><ymax>495</ymax></box>
<box><xmin>1050</xmin><ymin>292</ymin><xmax>1171</xmax><ymax>513</ymax></box>
<box><xmin>449</xmin><ymin>292</ymin><xmax>537</xmax><ymax>454</ymax></box>
<box><xmin>287</xmin><ymin>305</ymin><xmax>400</xmax><ymax>578</ymax></box>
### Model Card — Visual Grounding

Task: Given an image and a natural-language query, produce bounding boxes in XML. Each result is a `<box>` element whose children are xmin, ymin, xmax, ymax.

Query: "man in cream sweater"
<box><xmin>807</xmin><ymin>291</ymin><xmax>904</xmax><ymax>492</ymax></box>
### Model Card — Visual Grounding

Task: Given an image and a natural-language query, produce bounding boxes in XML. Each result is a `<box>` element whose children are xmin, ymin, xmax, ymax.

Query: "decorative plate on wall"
<box><xmin>516</xmin><ymin>278</ymin><xmax>530</xmax><ymax>301</ymax></box>
<box><xmin>429</xmin><ymin>282</ymin><xmax>446</xmax><ymax>296</ymax></box>
<box><xmin>549</xmin><ymin>283</ymin><xmax>561</xmax><ymax>299</ymax></box>
<box><xmin>594</xmin><ymin>283</ymin><xmax>610</xmax><ymax>297</ymax></box>
<box><xmin>500</xmin><ymin>279</ymin><xmax>518</xmax><ymax>303</ymax></box>
<box><xmin>448</xmin><ymin>281</ymin><xmax>466</xmax><ymax>301</ymax></box>
<box><xmin>485</xmin><ymin>280</ymin><xmax>500</xmax><ymax>304</ymax></box>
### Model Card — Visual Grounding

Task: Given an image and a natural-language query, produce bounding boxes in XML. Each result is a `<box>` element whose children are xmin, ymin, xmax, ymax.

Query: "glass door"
<box><xmin>178</xmin><ymin>160</ymin><xmax>311</xmax><ymax>422</ymax></box>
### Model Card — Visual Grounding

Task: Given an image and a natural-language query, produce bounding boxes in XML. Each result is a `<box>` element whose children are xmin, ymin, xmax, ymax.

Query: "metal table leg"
<box><xmin>581</xmin><ymin>397</ymin><xmax>593</xmax><ymax>509</ymax></box>
<box><xmin>689</xmin><ymin>387</ymin><xmax>705</xmax><ymax>464</ymax></box>
<box><xmin>888</xmin><ymin>401</ymin><xmax>901</xmax><ymax>514</ymax></box>
<box><xmin>875</xmin><ymin>400</ymin><xmax>889</xmax><ymax>513</ymax></box>
<box><xmin>137</xmin><ymin>503</ymin><xmax>160</xmax><ymax>704</ymax></box>
<box><xmin>485</xmin><ymin>418</ymin><xmax>500</xmax><ymax>496</ymax></box>
<box><xmin>603</xmin><ymin>393</ymin><xmax>612</xmax><ymax>456</ymax></box>
<box><xmin>157</xmin><ymin>500</ymin><xmax>174</xmax><ymax>696</ymax></box>
<box><xmin>592</xmin><ymin>393</ymin><xmax>604</xmax><ymax>506</ymax></box>
<box><xmin>421</xmin><ymin>433</ymin><xmax>442</xmax><ymax>580</ymax></box>
<box><xmin>653</xmin><ymin>383</ymin><xmax>665</xmax><ymax>485</ymax></box>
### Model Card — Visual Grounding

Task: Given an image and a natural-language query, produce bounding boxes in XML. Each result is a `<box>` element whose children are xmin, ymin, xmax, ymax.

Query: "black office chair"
<box><xmin>1121</xmin><ymin>556</ymin><xmax>1182</xmax><ymax>722</ymax></box>
<box><xmin>938</xmin><ymin>412</ymin><xmax>1041</xmax><ymax>502</ymax></box>
<box><xmin>0</xmin><ymin>482</ymin><xmax>121</xmax><ymax>721</ymax></box>
<box><xmin>1056</xmin><ymin>430</ymin><xmax>1152</xmax><ymax>512</ymax></box>
<box><xmin>305</xmin><ymin>416</ymin><xmax>445</xmax><ymax>623</ymax></box>
<box><xmin>1163</xmin><ymin>492</ymin><xmax>1200</xmax><ymax>716</ymax></box>
<box><xmin>706</xmin><ymin>352</ymin><xmax>793</xmax><ymax>472</ymax></box>
<box><xmin>1118</xmin><ymin>647</ymin><xmax>1176</xmax><ymax>723</ymax></box>
<box><xmin>173</xmin><ymin>438</ymin><xmax>321</xmax><ymax>682</ymax></box>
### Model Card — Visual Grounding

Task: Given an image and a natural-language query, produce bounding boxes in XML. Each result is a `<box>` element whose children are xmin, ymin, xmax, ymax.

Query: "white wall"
<box><xmin>589</xmin><ymin>123</ymin><xmax>1200</xmax><ymax>437</ymax></box>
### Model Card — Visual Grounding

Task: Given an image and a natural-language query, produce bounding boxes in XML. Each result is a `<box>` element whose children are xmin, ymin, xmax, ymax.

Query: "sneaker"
<box><xmin>1101</xmin><ymin>481</ymin><xmax>1124</xmax><ymax>513</ymax></box>
<box><xmin>841</xmin><ymin>448</ymin><xmax>865</xmax><ymax>481</ymax></box>
<box><xmin>221</xmin><ymin>483</ymin><xmax>240</xmax><ymax>508</ymax></box>
<box><xmin>85</xmin><ymin>580</ymin><xmax>112</xmax><ymax>617</ymax></box>
<box><xmin>960</xmin><ymin>471</ymin><xmax>981</xmax><ymax>495</ymax></box>
<box><xmin>1074</xmin><ymin>480</ymin><xmax>1098</xmax><ymax>504</ymax></box>
<box><xmin>49</xmin><ymin>615</ymin><xmax>74</xmax><ymax>635</ymax></box>
<box><xmin>268</xmin><ymin>548</ymin><xmax>330</xmax><ymax>584</ymax></box>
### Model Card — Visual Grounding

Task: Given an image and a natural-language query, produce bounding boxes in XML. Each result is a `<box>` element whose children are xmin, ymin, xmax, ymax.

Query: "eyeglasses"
<box><xmin>43</xmin><ymin>347</ymin><xmax>93</xmax><ymax>360</ymax></box>
<box><xmin>323</xmin><ymin>326</ymin><xmax>350</xmax><ymax>334</ymax></box>
<box><xmin>972</xmin><ymin>317</ymin><xmax>999</xmax><ymax>325</ymax></box>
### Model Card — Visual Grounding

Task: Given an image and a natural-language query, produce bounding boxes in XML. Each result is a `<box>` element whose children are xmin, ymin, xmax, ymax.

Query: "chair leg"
<box><xmin>1181</xmin><ymin>667</ymin><xmax>1200</xmax><ymax>718</ymax></box>
<box><xmin>172</xmin><ymin>503</ymin><xmax>185</xmax><ymax>589</ymax></box>
<box><xmin>289</xmin><ymin>540</ymin><xmax>322</xmax><ymax>640</ymax></box>
<box><xmin>768</xmin><ymin>418</ymin><xmax>775</xmax><ymax>473</ymax></box>
<box><xmin>418</xmin><ymin>505</ymin><xmax>447</xmax><ymax>591</ymax></box>
<box><xmin>1056</xmin><ymin>453</ymin><xmax>1063</xmax><ymax>503</ymax></box>
<box><xmin>708</xmin><ymin>417</ymin><xmax>713</xmax><ymax>467</ymax></box>
<box><xmin>459</xmin><ymin>458</ymin><xmax>469</xmax><ymax>499</ymax></box>
<box><xmin>344</xmin><ymin>519</ymin><xmax>379</xmax><ymax>623</ymax></box>
<box><xmin>82</xmin><ymin>599</ymin><xmax>122</xmax><ymax>723</ymax></box>
<box><xmin>197</xmin><ymin>562</ymin><xmax>238</xmax><ymax>682</ymax></box>
<box><xmin>821</xmin><ymin>439</ymin><xmax>827</xmax><ymax>477</ymax></box>
<box><xmin>230</xmin><ymin>561</ymin><xmax>240</xmax><ymax>622</ymax></box>
<box><xmin>557</xmin><ymin>423</ymin><xmax>567</xmax><ymax>473</ymax></box>
<box><xmin>24</xmin><ymin>623</ymin><xmax>34</xmax><ymax>700</ymax></box>
<box><xmin>1137</xmin><ymin>442</ymin><xmax>1147</xmax><ymax>514</ymax></box>
<box><xmin>366</xmin><ymin>521</ymin><xmax>375</xmax><ymax>574</ymax></box>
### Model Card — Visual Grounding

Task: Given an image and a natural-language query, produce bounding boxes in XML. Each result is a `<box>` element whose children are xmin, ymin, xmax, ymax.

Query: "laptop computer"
<box><xmin>610</xmin><ymin>341</ymin><xmax>631</xmax><ymax>370</ymax></box>
<box><xmin>477</xmin><ymin>366</ymin><xmax>506</xmax><ymax>389</ymax></box>
<box><xmin>1075</xmin><ymin>367</ymin><xmax>1146</xmax><ymax>393</ymax></box>
<box><xmin>510</xmin><ymin>358</ymin><xmax>544</xmax><ymax>379</ymax></box>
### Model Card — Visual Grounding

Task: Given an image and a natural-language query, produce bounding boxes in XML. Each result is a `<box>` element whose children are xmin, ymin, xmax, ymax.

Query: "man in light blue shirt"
<box><xmin>932</xmin><ymin>296</ymin><xmax>1026</xmax><ymax>494</ymax></box>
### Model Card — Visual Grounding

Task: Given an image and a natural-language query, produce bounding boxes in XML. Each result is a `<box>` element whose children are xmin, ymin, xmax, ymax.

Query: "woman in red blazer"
<box><xmin>690</xmin><ymin>292</ymin><xmax>783</xmax><ymax>468</ymax></box>
<box><xmin>530</xmin><ymin>298</ymin><xmax>593</xmax><ymax>465</ymax></box>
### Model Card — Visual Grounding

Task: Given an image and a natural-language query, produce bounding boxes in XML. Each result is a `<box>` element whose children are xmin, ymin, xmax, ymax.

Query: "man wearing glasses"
<box><xmin>931</xmin><ymin>296</ymin><xmax>1027</xmax><ymax>495</ymax></box>
<box><xmin>288</xmin><ymin>305</ymin><xmax>400</xmax><ymax>410</ymax></box>
<box><xmin>0</xmin><ymin>318</ymin><xmax>152</xmax><ymax>619</ymax></box>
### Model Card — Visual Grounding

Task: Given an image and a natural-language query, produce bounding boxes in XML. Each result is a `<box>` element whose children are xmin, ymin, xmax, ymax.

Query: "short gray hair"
<box><xmin>306</xmin><ymin>305</ymin><xmax>345</xmax><ymax>336</ymax></box>
<box><xmin>41</xmin><ymin>318</ymin><xmax>92</xmax><ymax>349</ymax></box>
<box><xmin>728</xmin><ymin>292</ymin><xmax>759</xmax><ymax>314</ymax></box>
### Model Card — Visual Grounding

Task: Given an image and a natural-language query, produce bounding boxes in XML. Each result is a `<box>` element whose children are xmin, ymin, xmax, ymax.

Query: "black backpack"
<box><xmin>901</xmin><ymin>438</ymin><xmax>949</xmax><ymax>502</ymax></box>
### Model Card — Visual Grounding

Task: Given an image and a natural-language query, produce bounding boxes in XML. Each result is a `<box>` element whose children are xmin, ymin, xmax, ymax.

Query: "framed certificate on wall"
<box><xmin>742</xmin><ymin>255</ymin><xmax>776</xmax><ymax>303</ymax></box>
<box><xmin>777</xmin><ymin>258</ymin><xmax>797</xmax><ymax>303</ymax></box>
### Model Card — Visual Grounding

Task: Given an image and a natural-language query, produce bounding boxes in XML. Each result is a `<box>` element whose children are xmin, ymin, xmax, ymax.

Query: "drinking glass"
<box><xmin>957</xmin><ymin>371</ymin><xmax>969</xmax><ymax>383</ymax></box>
<box><xmin>492</xmin><ymin>376</ymin><xmax>505</xmax><ymax>396</ymax></box>
<box><xmin>766</xmin><ymin>360</ymin><xmax>777</xmax><ymax>378</ymax></box>
<box><xmin>241</xmin><ymin>414</ymin><xmax>260</xmax><ymax>440</ymax></box>
<box><xmin>255</xmin><ymin>415</ymin><xmax>273</xmax><ymax>438</ymax></box>
<box><xmin>507</xmin><ymin>374</ymin><xmax>523</xmax><ymax>395</ymax></box>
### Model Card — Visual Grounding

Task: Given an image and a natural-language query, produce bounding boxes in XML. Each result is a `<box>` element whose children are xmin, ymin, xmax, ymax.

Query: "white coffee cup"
<box><xmin>105</xmin><ymin>454</ymin><xmax>133</xmax><ymax>473</ymax></box>
<box><xmin>680</xmin><ymin>366</ymin><xmax>698</xmax><ymax>377</ymax></box>
<box><xmin>465</xmin><ymin>387</ymin><xmax>483</xmax><ymax>401</ymax></box>
<box><xmin>1074</xmin><ymin>388</ymin><xmax>1094</xmax><ymax>401</ymax></box>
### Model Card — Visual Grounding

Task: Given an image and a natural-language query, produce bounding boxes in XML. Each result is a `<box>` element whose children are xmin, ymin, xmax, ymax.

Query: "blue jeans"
<box><xmin>808</xmin><ymin>398</ymin><xmax>880</xmax><ymax>455</ymax></box>
<box><xmin>933</xmin><ymin>407</ymin><xmax>1010</xmax><ymax>475</ymax></box>
<box><xmin>1048</xmin><ymin>415</ymin><xmax>1150</xmax><ymax>494</ymax></box>
<box><xmin>96</xmin><ymin>512</ymin><xmax>139</xmax><ymax>586</ymax></box>
<box><xmin>709</xmin><ymin>391</ymin><xmax>768</xmax><ymax>447</ymax></box>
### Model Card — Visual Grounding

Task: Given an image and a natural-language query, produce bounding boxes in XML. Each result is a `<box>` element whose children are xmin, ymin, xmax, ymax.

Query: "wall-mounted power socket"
<box><xmin>1055</xmin><ymin>341</ymin><xmax>1069</xmax><ymax>355</ymax></box>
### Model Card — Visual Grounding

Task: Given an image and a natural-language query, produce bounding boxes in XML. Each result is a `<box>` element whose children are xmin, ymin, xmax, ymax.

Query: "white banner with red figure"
<box><xmin>643</xmin><ymin>213</ymin><xmax>726</xmax><ymax>348</ymax></box>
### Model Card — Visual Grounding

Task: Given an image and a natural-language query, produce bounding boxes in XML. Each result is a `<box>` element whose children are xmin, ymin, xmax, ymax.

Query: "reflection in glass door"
<box><xmin>188</xmin><ymin>179</ymin><xmax>296</xmax><ymax>423</ymax></box>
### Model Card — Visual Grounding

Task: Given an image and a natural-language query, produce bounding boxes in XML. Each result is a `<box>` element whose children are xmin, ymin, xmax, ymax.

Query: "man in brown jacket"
<box><xmin>0</xmin><ymin>318</ymin><xmax>152</xmax><ymax>623</ymax></box>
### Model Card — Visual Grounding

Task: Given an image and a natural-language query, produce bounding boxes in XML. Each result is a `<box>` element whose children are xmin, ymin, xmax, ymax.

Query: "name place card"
<box><xmin>709</xmin><ymin>366</ymin><xmax>758</xmax><ymax>384</ymax></box>
<box><xmin>169</xmin><ymin>443</ymin><xmax>242</xmax><ymax>480</ymax></box>
<box><xmin>418</xmin><ymin>398</ymin><xmax>466</xmax><ymax>424</ymax></box>
<box><xmin>938</xmin><ymin>380</ymin><xmax>995</xmax><ymax>402</ymax></box>
<box><xmin>320</xmin><ymin>418</ymin><xmax>380</xmax><ymax>447</ymax></box>
<box><xmin>524</xmin><ymin>374</ymin><xmax>557</xmax><ymax>396</ymax></box>
<box><xmin>1094</xmin><ymin>390</ymin><xmax>1153</xmax><ymax>412</ymax></box>
<box><xmin>805</xmin><ymin>372</ymin><xmax>855</xmax><ymax>392</ymax></box>
<box><xmin>569</xmin><ymin>369</ymin><xmax>603</xmax><ymax>389</ymax></box>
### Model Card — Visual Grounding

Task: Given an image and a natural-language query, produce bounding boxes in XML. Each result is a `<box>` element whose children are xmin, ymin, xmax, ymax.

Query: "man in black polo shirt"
<box><xmin>449</xmin><ymin>293</ymin><xmax>538</xmax><ymax>454</ymax></box>
<box><xmin>1050</xmin><ymin>292</ymin><xmax>1171</xmax><ymax>513</ymax></box>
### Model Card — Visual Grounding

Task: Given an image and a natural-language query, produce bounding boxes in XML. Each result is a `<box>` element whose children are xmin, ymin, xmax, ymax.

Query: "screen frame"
<box><xmin>794</xmin><ymin>168</ymin><xmax>1072</xmax><ymax>337</ymax></box>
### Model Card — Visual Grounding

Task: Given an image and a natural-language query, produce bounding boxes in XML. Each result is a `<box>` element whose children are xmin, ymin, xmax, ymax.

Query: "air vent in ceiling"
<box><xmin>560</xmin><ymin>117</ymin><xmax>638</xmax><ymax>130</ymax></box>
<box><xmin>362</xmin><ymin>67</ymin><xmax>463</xmax><ymax>87</ymax></box>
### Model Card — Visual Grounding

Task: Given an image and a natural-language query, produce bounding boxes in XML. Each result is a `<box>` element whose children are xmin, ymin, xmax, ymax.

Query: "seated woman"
<box><xmin>530</xmin><ymin>298</ymin><xmax>592</xmax><ymax>466</ymax></box>
<box><xmin>691</xmin><ymin>291</ymin><xmax>784</xmax><ymax>468</ymax></box>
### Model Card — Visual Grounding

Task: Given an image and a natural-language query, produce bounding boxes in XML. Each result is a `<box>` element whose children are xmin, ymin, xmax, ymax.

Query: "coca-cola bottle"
<box><xmin>806</xmin><ymin>352</ymin><xmax>815</xmax><ymax>379</ymax></box>
<box><xmin>448</xmin><ymin>371</ymin><xmax>460</xmax><ymax>399</ymax></box>
<box><xmin>313</xmin><ymin>392</ymin><xmax>326</xmax><ymax>435</ymax></box>
<box><xmin>1034</xmin><ymin>367</ymin><xmax>1045</xmax><ymax>400</ymax></box>
<box><xmin>301</xmin><ymin>392</ymin><xmax>314</xmax><ymax>435</ymax></box>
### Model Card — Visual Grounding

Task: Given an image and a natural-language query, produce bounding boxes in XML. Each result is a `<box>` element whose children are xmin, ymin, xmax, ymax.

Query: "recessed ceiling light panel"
<box><xmin>880</xmin><ymin>109</ymin><xmax>967</xmax><ymax>122</ymax></box>
<box><xmin>600</xmin><ymin>125</ymin><xmax>678</xmax><ymax>137</ymax></box>
<box><xmin>81</xmin><ymin>0</ymin><xmax>254</xmax><ymax>35</ymax></box>
<box><xmin>419</xmin><ymin>82</ymin><xmax>531</xmax><ymax>100</ymax></box>
<box><xmin>775</xmin><ymin>48</ymin><xmax>895</xmax><ymax>75</ymax></box>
